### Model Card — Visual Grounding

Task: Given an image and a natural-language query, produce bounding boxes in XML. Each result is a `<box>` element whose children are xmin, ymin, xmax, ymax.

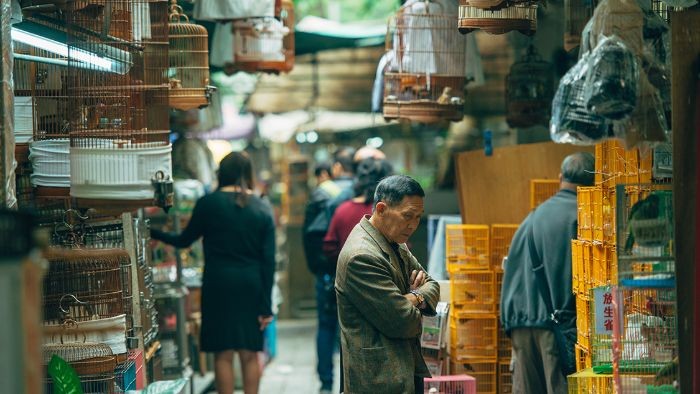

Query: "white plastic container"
<box><xmin>14</xmin><ymin>96</ymin><xmax>33</xmax><ymax>143</ymax></box>
<box><xmin>29</xmin><ymin>139</ymin><xmax>70</xmax><ymax>187</ymax></box>
<box><xmin>70</xmin><ymin>143</ymin><xmax>172</xmax><ymax>200</ymax></box>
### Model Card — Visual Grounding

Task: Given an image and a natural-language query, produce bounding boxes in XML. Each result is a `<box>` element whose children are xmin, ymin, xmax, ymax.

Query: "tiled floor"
<box><xmin>258</xmin><ymin>318</ymin><xmax>340</xmax><ymax>394</ymax></box>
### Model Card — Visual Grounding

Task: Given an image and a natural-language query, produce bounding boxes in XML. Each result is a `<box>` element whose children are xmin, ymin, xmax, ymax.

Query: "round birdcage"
<box><xmin>168</xmin><ymin>0</ymin><xmax>210</xmax><ymax>110</ymax></box>
<box><xmin>564</xmin><ymin>0</ymin><xmax>596</xmax><ymax>51</ymax></box>
<box><xmin>383</xmin><ymin>0</ymin><xmax>470</xmax><ymax>123</ymax></box>
<box><xmin>65</xmin><ymin>0</ymin><xmax>173</xmax><ymax>207</ymax></box>
<box><xmin>458</xmin><ymin>0</ymin><xmax>538</xmax><ymax>35</ymax></box>
<box><xmin>505</xmin><ymin>45</ymin><xmax>554</xmax><ymax>128</ymax></box>
<box><xmin>232</xmin><ymin>0</ymin><xmax>295</xmax><ymax>74</ymax></box>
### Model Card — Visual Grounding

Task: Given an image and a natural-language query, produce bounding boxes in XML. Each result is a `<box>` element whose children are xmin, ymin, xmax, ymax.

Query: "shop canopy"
<box><xmin>293</xmin><ymin>16</ymin><xmax>387</xmax><ymax>55</ymax></box>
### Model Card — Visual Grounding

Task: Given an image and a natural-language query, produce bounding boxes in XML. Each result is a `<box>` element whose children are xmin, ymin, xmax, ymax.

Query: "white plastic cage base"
<box><xmin>70</xmin><ymin>144</ymin><xmax>172</xmax><ymax>200</ymax></box>
<box><xmin>29</xmin><ymin>139</ymin><xmax>71</xmax><ymax>188</ymax></box>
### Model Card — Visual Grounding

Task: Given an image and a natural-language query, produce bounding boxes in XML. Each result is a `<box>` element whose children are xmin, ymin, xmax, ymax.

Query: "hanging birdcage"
<box><xmin>383</xmin><ymin>0</ymin><xmax>470</xmax><ymax>123</ymax></box>
<box><xmin>505</xmin><ymin>45</ymin><xmax>554</xmax><ymax>128</ymax></box>
<box><xmin>232</xmin><ymin>0</ymin><xmax>295</xmax><ymax>74</ymax></box>
<box><xmin>65</xmin><ymin>0</ymin><xmax>172</xmax><ymax>207</ymax></box>
<box><xmin>12</xmin><ymin>18</ymin><xmax>73</xmax><ymax>194</ymax></box>
<box><xmin>458</xmin><ymin>0</ymin><xmax>538</xmax><ymax>35</ymax></box>
<box><xmin>168</xmin><ymin>0</ymin><xmax>210</xmax><ymax>110</ymax></box>
<box><xmin>564</xmin><ymin>0</ymin><xmax>596</xmax><ymax>51</ymax></box>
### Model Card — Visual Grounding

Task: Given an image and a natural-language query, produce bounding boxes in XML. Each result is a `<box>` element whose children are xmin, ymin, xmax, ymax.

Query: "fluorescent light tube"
<box><xmin>11</xmin><ymin>23</ymin><xmax>130</xmax><ymax>74</ymax></box>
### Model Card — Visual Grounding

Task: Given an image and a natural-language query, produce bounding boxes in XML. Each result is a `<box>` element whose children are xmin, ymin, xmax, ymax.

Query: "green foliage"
<box><xmin>48</xmin><ymin>355</ymin><xmax>83</xmax><ymax>394</ymax></box>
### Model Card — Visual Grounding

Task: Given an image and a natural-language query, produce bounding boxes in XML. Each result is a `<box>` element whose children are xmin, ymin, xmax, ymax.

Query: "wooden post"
<box><xmin>670</xmin><ymin>9</ymin><xmax>700</xmax><ymax>393</ymax></box>
<box><xmin>122</xmin><ymin>211</ymin><xmax>148</xmax><ymax>383</ymax></box>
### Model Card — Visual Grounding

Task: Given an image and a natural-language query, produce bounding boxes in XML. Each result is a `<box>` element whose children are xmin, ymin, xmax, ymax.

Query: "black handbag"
<box><xmin>527</xmin><ymin>223</ymin><xmax>577</xmax><ymax>376</ymax></box>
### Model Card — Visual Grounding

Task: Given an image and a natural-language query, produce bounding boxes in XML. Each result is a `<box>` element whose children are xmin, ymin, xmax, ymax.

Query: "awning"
<box><xmin>294</xmin><ymin>16</ymin><xmax>386</xmax><ymax>55</ymax></box>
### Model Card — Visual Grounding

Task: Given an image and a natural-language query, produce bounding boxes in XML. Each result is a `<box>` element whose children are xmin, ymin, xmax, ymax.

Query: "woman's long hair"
<box><xmin>353</xmin><ymin>158</ymin><xmax>394</xmax><ymax>203</ymax></box>
<box><xmin>217</xmin><ymin>151</ymin><xmax>255</xmax><ymax>206</ymax></box>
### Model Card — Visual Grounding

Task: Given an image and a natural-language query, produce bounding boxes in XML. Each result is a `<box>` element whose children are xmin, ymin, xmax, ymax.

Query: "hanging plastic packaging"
<box><xmin>587</xmin><ymin>0</ymin><xmax>644</xmax><ymax>57</ymax></box>
<box><xmin>551</xmin><ymin>53</ymin><xmax>611</xmax><ymax>145</ymax></box>
<box><xmin>2</xmin><ymin>0</ymin><xmax>17</xmax><ymax>208</ymax></box>
<box><xmin>583</xmin><ymin>36</ymin><xmax>639</xmax><ymax>120</ymax></box>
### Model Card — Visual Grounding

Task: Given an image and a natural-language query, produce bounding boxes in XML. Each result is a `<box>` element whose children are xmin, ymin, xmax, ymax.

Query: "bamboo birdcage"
<box><xmin>458</xmin><ymin>0</ymin><xmax>538</xmax><ymax>36</ymax></box>
<box><xmin>168</xmin><ymin>0</ymin><xmax>210</xmax><ymax>110</ymax></box>
<box><xmin>232</xmin><ymin>0</ymin><xmax>295</xmax><ymax>74</ymax></box>
<box><xmin>505</xmin><ymin>45</ymin><xmax>554</xmax><ymax>128</ymax></box>
<box><xmin>66</xmin><ymin>0</ymin><xmax>172</xmax><ymax>206</ymax></box>
<box><xmin>383</xmin><ymin>0</ymin><xmax>470</xmax><ymax>123</ymax></box>
<box><xmin>564</xmin><ymin>0</ymin><xmax>596</xmax><ymax>51</ymax></box>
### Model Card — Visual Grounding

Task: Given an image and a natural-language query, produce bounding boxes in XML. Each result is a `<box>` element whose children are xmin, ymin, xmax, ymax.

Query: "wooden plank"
<box><xmin>670</xmin><ymin>9</ymin><xmax>700</xmax><ymax>393</ymax></box>
<box><xmin>454</xmin><ymin>141</ymin><xmax>593</xmax><ymax>224</ymax></box>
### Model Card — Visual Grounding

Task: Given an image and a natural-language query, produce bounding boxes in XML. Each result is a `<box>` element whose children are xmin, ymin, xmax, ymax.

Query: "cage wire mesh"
<box><xmin>450</xmin><ymin>314</ymin><xmax>498</xmax><ymax>359</ymax></box>
<box><xmin>65</xmin><ymin>0</ymin><xmax>172</xmax><ymax>202</ymax></box>
<box><xmin>168</xmin><ymin>0</ymin><xmax>210</xmax><ymax>110</ymax></box>
<box><xmin>612</xmin><ymin>184</ymin><xmax>677</xmax><ymax>392</ymax></box>
<box><xmin>564</xmin><ymin>0</ymin><xmax>596</xmax><ymax>51</ymax></box>
<box><xmin>232</xmin><ymin>0</ymin><xmax>295</xmax><ymax>74</ymax></box>
<box><xmin>505</xmin><ymin>45</ymin><xmax>554</xmax><ymax>128</ymax></box>
<box><xmin>424</xmin><ymin>374</ymin><xmax>477</xmax><ymax>393</ymax></box>
<box><xmin>383</xmin><ymin>0</ymin><xmax>469</xmax><ymax>123</ymax></box>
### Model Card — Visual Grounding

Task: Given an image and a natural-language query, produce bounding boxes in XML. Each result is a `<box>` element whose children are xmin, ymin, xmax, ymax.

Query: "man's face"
<box><xmin>377</xmin><ymin>195</ymin><xmax>424</xmax><ymax>244</ymax></box>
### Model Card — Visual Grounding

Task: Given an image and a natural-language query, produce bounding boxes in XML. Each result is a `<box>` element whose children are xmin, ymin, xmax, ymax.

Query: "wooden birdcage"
<box><xmin>505</xmin><ymin>45</ymin><xmax>554</xmax><ymax>128</ymax></box>
<box><xmin>458</xmin><ymin>0</ymin><xmax>538</xmax><ymax>35</ymax></box>
<box><xmin>232</xmin><ymin>0</ymin><xmax>295</xmax><ymax>74</ymax></box>
<box><xmin>65</xmin><ymin>0</ymin><xmax>172</xmax><ymax>207</ymax></box>
<box><xmin>383</xmin><ymin>0</ymin><xmax>469</xmax><ymax>123</ymax></box>
<box><xmin>565</xmin><ymin>0</ymin><xmax>596</xmax><ymax>51</ymax></box>
<box><xmin>13</xmin><ymin>18</ymin><xmax>73</xmax><ymax>194</ymax></box>
<box><xmin>168</xmin><ymin>0</ymin><xmax>210</xmax><ymax>110</ymax></box>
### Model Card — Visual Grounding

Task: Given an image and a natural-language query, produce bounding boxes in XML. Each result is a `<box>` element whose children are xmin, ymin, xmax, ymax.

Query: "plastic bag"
<box><xmin>583</xmin><ymin>35</ymin><xmax>639</xmax><ymax>119</ymax></box>
<box><xmin>588</xmin><ymin>0</ymin><xmax>644</xmax><ymax>57</ymax></box>
<box><xmin>613</xmin><ymin>71</ymin><xmax>669</xmax><ymax>148</ymax></box>
<box><xmin>550</xmin><ymin>53</ymin><xmax>612</xmax><ymax>145</ymax></box>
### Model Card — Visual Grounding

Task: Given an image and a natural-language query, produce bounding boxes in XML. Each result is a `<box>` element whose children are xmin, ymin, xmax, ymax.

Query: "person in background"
<box><xmin>323</xmin><ymin>158</ymin><xmax>394</xmax><ymax>264</ymax></box>
<box><xmin>326</xmin><ymin>146</ymin><xmax>386</xmax><ymax>217</ymax></box>
<box><xmin>302</xmin><ymin>148</ymin><xmax>354</xmax><ymax>394</ymax></box>
<box><xmin>500</xmin><ymin>152</ymin><xmax>595</xmax><ymax>394</ymax></box>
<box><xmin>335</xmin><ymin>175</ymin><xmax>440</xmax><ymax>393</ymax></box>
<box><xmin>151</xmin><ymin>152</ymin><xmax>275</xmax><ymax>394</ymax></box>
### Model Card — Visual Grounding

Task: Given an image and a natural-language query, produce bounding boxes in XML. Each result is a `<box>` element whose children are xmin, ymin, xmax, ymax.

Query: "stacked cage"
<box><xmin>447</xmin><ymin>223</ymin><xmax>518</xmax><ymax>393</ymax></box>
<box><xmin>505</xmin><ymin>45</ymin><xmax>554</xmax><ymax>128</ymax></box>
<box><xmin>567</xmin><ymin>140</ymin><xmax>662</xmax><ymax>393</ymax></box>
<box><xmin>457</xmin><ymin>0</ymin><xmax>538</xmax><ymax>36</ymax></box>
<box><xmin>530</xmin><ymin>179</ymin><xmax>561</xmax><ymax>210</ymax></box>
<box><xmin>66</xmin><ymin>0</ymin><xmax>172</xmax><ymax>207</ymax></box>
<box><xmin>383</xmin><ymin>0</ymin><xmax>470</xmax><ymax>123</ymax></box>
<box><xmin>232</xmin><ymin>0</ymin><xmax>295</xmax><ymax>74</ymax></box>
<box><xmin>41</xmin><ymin>247</ymin><xmax>139</xmax><ymax>392</ymax></box>
<box><xmin>611</xmin><ymin>186</ymin><xmax>676</xmax><ymax>393</ymax></box>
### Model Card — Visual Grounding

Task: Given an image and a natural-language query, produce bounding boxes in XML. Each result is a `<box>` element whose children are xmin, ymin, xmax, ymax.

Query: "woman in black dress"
<box><xmin>151</xmin><ymin>151</ymin><xmax>275</xmax><ymax>394</ymax></box>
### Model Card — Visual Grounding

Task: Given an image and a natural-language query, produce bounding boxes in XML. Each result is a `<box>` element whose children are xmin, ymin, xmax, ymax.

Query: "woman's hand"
<box><xmin>258</xmin><ymin>315</ymin><xmax>273</xmax><ymax>331</ymax></box>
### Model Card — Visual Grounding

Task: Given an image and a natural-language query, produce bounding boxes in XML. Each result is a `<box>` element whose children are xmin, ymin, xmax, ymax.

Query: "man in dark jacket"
<box><xmin>302</xmin><ymin>147</ymin><xmax>354</xmax><ymax>393</ymax></box>
<box><xmin>500</xmin><ymin>152</ymin><xmax>594</xmax><ymax>394</ymax></box>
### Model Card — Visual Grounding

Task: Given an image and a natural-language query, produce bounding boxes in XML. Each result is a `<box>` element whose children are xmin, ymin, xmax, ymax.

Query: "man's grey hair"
<box><xmin>373</xmin><ymin>175</ymin><xmax>425</xmax><ymax>211</ymax></box>
<box><xmin>561</xmin><ymin>152</ymin><xmax>595</xmax><ymax>186</ymax></box>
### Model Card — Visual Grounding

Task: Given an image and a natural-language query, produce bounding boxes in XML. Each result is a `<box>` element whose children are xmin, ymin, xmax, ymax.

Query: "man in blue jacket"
<box><xmin>500</xmin><ymin>152</ymin><xmax>595</xmax><ymax>394</ymax></box>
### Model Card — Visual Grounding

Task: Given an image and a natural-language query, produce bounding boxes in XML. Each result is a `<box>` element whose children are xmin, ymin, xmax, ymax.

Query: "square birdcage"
<box><xmin>383</xmin><ymin>0</ymin><xmax>473</xmax><ymax>123</ymax></box>
<box><xmin>232</xmin><ymin>0</ymin><xmax>295</xmax><ymax>74</ymax></box>
<box><xmin>65</xmin><ymin>0</ymin><xmax>173</xmax><ymax>206</ymax></box>
<box><xmin>611</xmin><ymin>285</ymin><xmax>678</xmax><ymax>392</ymax></box>
<box><xmin>491</xmin><ymin>224</ymin><xmax>518</xmax><ymax>271</ymax></box>
<box><xmin>449</xmin><ymin>359</ymin><xmax>497</xmax><ymax>394</ymax></box>
<box><xmin>589</xmin><ymin>287</ymin><xmax>614</xmax><ymax>367</ymax></box>
<box><xmin>615</xmin><ymin>185</ymin><xmax>673</xmax><ymax>286</ymax></box>
<box><xmin>450</xmin><ymin>314</ymin><xmax>498</xmax><ymax>360</ymax></box>
<box><xmin>445</xmin><ymin>224</ymin><xmax>490</xmax><ymax>272</ymax></box>
<box><xmin>530</xmin><ymin>179</ymin><xmax>560</xmax><ymax>209</ymax></box>
<box><xmin>424</xmin><ymin>375</ymin><xmax>477</xmax><ymax>394</ymax></box>
<box><xmin>451</xmin><ymin>271</ymin><xmax>496</xmax><ymax>314</ymax></box>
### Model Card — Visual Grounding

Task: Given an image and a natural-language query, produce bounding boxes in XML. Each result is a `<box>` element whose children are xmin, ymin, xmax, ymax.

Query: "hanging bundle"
<box><xmin>383</xmin><ymin>0</ymin><xmax>473</xmax><ymax>123</ymax></box>
<box><xmin>168</xmin><ymin>0</ymin><xmax>211</xmax><ymax>111</ymax></box>
<box><xmin>458</xmin><ymin>0</ymin><xmax>538</xmax><ymax>35</ymax></box>
<box><xmin>505</xmin><ymin>45</ymin><xmax>554</xmax><ymax>128</ymax></box>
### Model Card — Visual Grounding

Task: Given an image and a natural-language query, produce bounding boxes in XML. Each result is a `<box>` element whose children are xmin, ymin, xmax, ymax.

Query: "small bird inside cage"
<box><xmin>437</xmin><ymin>87</ymin><xmax>453</xmax><ymax>104</ymax></box>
